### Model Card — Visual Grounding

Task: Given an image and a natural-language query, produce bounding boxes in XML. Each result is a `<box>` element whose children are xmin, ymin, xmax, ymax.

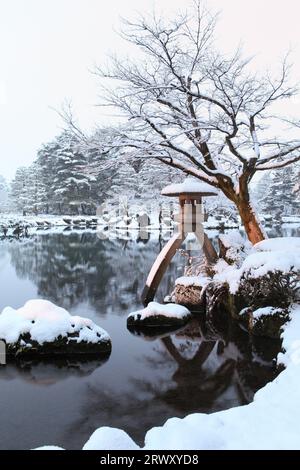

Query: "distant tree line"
<box><xmin>1</xmin><ymin>129</ymin><xmax>299</xmax><ymax>217</ymax></box>
<box><xmin>4</xmin><ymin>130</ymin><xmax>181</xmax><ymax>216</ymax></box>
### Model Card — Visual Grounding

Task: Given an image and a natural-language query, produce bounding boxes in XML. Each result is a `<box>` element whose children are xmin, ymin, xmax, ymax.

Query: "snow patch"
<box><xmin>175</xmin><ymin>276</ymin><xmax>210</xmax><ymax>288</ymax></box>
<box><xmin>254</xmin><ymin>237</ymin><xmax>300</xmax><ymax>252</ymax></box>
<box><xmin>83</xmin><ymin>427</ymin><xmax>139</xmax><ymax>451</ymax></box>
<box><xmin>34</xmin><ymin>446</ymin><xmax>65</xmax><ymax>451</ymax></box>
<box><xmin>128</xmin><ymin>302</ymin><xmax>191</xmax><ymax>322</ymax></box>
<box><xmin>251</xmin><ymin>306</ymin><xmax>282</xmax><ymax>320</ymax></box>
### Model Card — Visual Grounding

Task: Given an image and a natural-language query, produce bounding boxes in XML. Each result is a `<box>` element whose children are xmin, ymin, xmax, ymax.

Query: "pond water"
<box><xmin>0</xmin><ymin>226</ymin><xmax>297</xmax><ymax>449</ymax></box>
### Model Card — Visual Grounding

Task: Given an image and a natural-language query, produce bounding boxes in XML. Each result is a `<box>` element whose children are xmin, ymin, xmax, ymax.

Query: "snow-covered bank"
<box><xmin>37</xmin><ymin>304</ymin><xmax>300</xmax><ymax>450</ymax></box>
<box><xmin>0</xmin><ymin>300</ymin><xmax>111</xmax><ymax>356</ymax></box>
<box><xmin>213</xmin><ymin>236</ymin><xmax>300</xmax><ymax>295</ymax></box>
<box><xmin>0</xmin><ymin>212</ymin><xmax>243</xmax><ymax>237</ymax></box>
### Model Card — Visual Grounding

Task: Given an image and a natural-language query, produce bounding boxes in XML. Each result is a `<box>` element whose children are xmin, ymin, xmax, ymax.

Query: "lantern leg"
<box><xmin>195</xmin><ymin>228</ymin><xmax>218</xmax><ymax>264</ymax></box>
<box><xmin>142</xmin><ymin>232</ymin><xmax>186</xmax><ymax>305</ymax></box>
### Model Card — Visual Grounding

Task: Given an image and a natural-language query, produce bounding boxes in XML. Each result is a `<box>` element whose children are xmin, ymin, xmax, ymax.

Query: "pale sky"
<box><xmin>1</xmin><ymin>0</ymin><xmax>300</xmax><ymax>180</ymax></box>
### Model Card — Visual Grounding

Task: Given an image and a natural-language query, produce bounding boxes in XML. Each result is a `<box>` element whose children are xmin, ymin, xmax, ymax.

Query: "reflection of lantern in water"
<box><xmin>142</xmin><ymin>177</ymin><xmax>218</xmax><ymax>304</ymax></box>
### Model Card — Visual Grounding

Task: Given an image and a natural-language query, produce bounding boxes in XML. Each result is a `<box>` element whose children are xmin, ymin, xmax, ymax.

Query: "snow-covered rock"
<box><xmin>214</xmin><ymin>237</ymin><xmax>300</xmax><ymax>296</ymax></box>
<box><xmin>127</xmin><ymin>301</ymin><xmax>191</xmax><ymax>327</ymax></box>
<box><xmin>218</xmin><ymin>231</ymin><xmax>250</xmax><ymax>265</ymax></box>
<box><xmin>174</xmin><ymin>276</ymin><xmax>210</xmax><ymax>307</ymax></box>
<box><xmin>0</xmin><ymin>300</ymin><xmax>111</xmax><ymax>356</ymax></box>
<box><xmin>254</xmin><ymin>237</ymin><xmax>300</xmax><ymax>252</ymax></box>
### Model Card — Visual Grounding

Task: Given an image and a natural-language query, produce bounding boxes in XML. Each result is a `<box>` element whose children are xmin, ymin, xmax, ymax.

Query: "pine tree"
<box><xmin>10</xmin><ymin>167</ymin><xmax>32</xmax><ymax>214</ymax></box>
<box><xmin>51</xmin><ymin>132</ymin><xmax>95</xmax><ymax>214</ymax></box>
<box><xmin>260</xmin><ymin>164</ymin><xmax>300</xmax><ymax>217</ymax></box>
<box><xmin>0</xmin><ymin>175</ymin><xmax>9</xmax><ymax>213</ymax></box>
<box><xmin>36</xmin><ymin>139</ymin><xmax>61</xmax><ymax>213</ymax></box>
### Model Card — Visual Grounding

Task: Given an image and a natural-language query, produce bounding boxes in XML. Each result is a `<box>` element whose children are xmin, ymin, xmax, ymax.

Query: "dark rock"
<box><xmin>4</xmin><ymin>332</ymin><xmax>112</xmax><ymax>358</ymax></box>
<box><xmin>127</xmin><ymin>313</ymin><xmax>190</xmax><ymax>329</ymax></box>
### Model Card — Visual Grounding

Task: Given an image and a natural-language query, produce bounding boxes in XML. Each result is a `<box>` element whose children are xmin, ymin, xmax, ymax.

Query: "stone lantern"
<box><xmin>142</xmin><ymin>177</ymin><xmax>218</xmax><ymax>304</ymax></box>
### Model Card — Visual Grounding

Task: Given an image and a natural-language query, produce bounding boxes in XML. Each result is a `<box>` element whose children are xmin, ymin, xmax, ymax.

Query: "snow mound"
<box><xmin>219</xmin><ymin>231</ymin><xmax>245</xmax><ymax>250</ymax></box>
<box><xmin>0</xmin><ymin>299</ymin><xmax>111</xmax><ymax>355</ymax></box>
<box><xmin>128</xmin><ymin>302</ymin><xmax>191</xmax><ymax>321</ymax></box>
<box><xmin>175</xmin><ymin>275</ymin><xmax>210</xmax><ymax>288</ymax></box>
<box><xmin>127</xmin><ymin>302</ymin><xmax>191</xmax><ymax>328</ymax></box>
<box><xmin>83</xmin><ymin>427</ymin><xmax>139</xmax><ymax>451</ymax></box>
<box><xmin>251</xmin><ymin>306</ymin><xmax>283</xmax><ymax>319</ymax></box>
<box><xmin>239</xmin><ymin>250</ymin><xmax>300</xmax><ymax>282</ymax></box>
<box><xmin>254</xmin><ymin>237</ymin><xmax>300</xmax><ymax>252</ymax></box>
<box><xmin>34</xmin><ymin>446</ymin><xmax>65</xmax><ymax>450</ymax></box>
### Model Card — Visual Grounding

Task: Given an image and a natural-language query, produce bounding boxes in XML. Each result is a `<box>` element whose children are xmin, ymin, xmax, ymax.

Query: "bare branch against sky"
<box><xmin>0</xmin><ymin>0</ymin><xmax>300</xmax><ymax>179</ymax></box>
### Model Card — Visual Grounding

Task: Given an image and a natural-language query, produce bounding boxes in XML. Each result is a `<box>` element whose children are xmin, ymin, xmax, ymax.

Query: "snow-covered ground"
<box><xmin>0</xmin><ymin>212</ymin><xmax>241</xmax><ymax>235</ymax></box>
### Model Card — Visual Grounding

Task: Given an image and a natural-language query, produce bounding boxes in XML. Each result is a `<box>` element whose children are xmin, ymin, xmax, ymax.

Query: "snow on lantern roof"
<box><xmin>161</xmin><ymin>177</ymin><xmax>218</xmax><ymax>197</ymax></box>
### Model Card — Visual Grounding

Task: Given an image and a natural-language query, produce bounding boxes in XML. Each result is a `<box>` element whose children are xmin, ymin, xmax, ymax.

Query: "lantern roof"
<box><xmin>161</xmin><ymin>177</ymin><xmax>218</xmax><ymax>198</ymax></box>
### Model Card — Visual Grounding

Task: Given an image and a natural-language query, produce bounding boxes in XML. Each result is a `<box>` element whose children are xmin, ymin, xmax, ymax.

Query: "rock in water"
<box><xmin>174</xmin><ymin>275</ymin><xmax>210</xmax><ymax>308</ymax></box>
<box><xmin>0</xmin><ymin>299</ymin><xmax>111</xmax><ymax>357</ymax></box>
<box><xmin>127</xmin><ymin>302</ymin><xmax>191</xmax><ymax>328</ymax></box>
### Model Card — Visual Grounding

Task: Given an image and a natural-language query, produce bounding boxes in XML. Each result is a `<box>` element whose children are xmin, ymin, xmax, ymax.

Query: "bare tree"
<box><xmin>93</xmin><ymin>1</ymin><xmax>300</xmax><ymax>244</ymax></box>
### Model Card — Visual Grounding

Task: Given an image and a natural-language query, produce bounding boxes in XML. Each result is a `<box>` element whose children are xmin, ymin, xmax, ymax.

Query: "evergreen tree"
<box><xmin>0</xmin><ymin>175</ymin><xmax>9</xmax><ymax>213</ymax></box>
<box><xmin>10</xmin><ymin>167</ymin><xmax>31</xmax><ymax>215</ymax></box>
<box><xmin>260</xmin><ymin>164</ymin><xmax>300</xmax><ymax>217</ymax></box>
<box><xmin>51</xmin><ymin>132</ymin><xmax>95</xmax><ymax>214</ymax></box>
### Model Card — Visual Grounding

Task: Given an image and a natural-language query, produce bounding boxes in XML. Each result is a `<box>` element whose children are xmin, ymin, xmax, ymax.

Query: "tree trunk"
<box><xmin>237</xmin><ymin>199</ymin><xmax>266</xmax><ymax>244</ymax></box>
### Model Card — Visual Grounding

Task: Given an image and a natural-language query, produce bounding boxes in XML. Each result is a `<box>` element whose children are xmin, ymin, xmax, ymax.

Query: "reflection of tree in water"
<box><xmin>8</xmin><ymin>233</ymin><xmax>183</xmax><ymax>312</ymax></box>
<box><xmin>62</xmin><ymin>318</ymin><xmax>281</xmax><ymax>448</ymax></box>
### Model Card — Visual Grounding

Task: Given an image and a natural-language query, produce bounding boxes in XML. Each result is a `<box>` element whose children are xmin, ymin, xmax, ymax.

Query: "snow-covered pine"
<box><xmin>256</xmin><ymin>163</ymin><xmax>300</xmax><ymax>218</ymax></box>
<box><xmin>0</xmin><ymin>175</ymin><xmax>9</xmax><ymax>213</ymax></box>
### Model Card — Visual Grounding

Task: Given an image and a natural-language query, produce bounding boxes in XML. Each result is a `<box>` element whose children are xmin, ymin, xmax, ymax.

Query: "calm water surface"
<box><xmin>0</xmin><ymin>226</ymin><xmax>297</xmax><ymax>449</ymax></box>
